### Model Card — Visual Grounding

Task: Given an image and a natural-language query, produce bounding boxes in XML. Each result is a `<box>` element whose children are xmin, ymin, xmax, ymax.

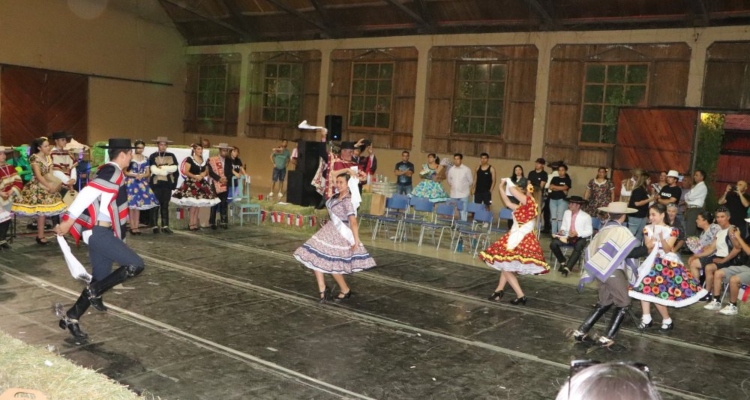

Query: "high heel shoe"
<box><xmin>36</xmin><ymin>237</ymin><xmax>48</xmax><ymax>245</ymax></box>
<box><xmin>334</xmin><ymin>290</ymin><xmax>352</xmax><ymax>300</ymax></box>
<box><xmin>318</xmin><ymin>287</ymin><xmax>332</xmax><ymax>303</ymax></box>
<box><xmin>510</xmin><ymin>296</ymin><xmax>527</xmax><ymax>305</ymax></box>
<box><xmin>487</xmin><ymin>290</ymin><xmax>504</xmax><ymax>301</ymax></box>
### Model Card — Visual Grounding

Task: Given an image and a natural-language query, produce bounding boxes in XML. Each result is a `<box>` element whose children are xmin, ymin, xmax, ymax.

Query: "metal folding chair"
<box><xmin>372</xmin><ymin>196</ymin><xmax>409</xmax><ymax>242</ymax></box>
<box><xmin>453</xmin><ymin>209</ymin><xmax>494</xmax><ymax>257</ymax></box>
<box><xmin>418</xmin><ymin>203</ymin><xmax>456</xmax><ymax>248</ymax></box>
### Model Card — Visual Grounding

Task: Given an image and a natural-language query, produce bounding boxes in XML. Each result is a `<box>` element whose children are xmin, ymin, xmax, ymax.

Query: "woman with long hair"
<box><xmin>629</xmin><ymin>203</ymin><xmax>707</xmax><ymax>331</ymax></box>
<box><xmin>584</xmin><ymin>166</ymin><xmax>615</xmax><ymax>217</ymax></box>
<box><xmin>171</xmin><ymin>144</ymin><xmax>219</xmax><ymax>231</ymax></box>
<box><xmin>228</xmin><ymin>146</ymin><xmax>248</xmax><ymax>201</ymax></box>
<box><xmin>410</xmin><ymin>153</ymin><xmax>450</xmax><ymax>202</ymax></box>
<box><xmin>480</xmin><ymin>178</ymin><xmax>549</xmax><ymax>305</ymax></box>
<box><xmin>125</xmin><ymin>140</ymin><xmax>158</xmax><ymax>234</ymax></box>
<box><xmin>294</xmin><ymin>173</ymin><xmax>376</xmax><ymax>301</ymax></box>
<box><xmin>506</xmin><ymin>164</ymin><xmax>525</xmax><ymax>228</ymax></box>
<box><xmin>12</xmin><ymin>137</ymin><xmax>66</xmax><ymax>245</ymax></box>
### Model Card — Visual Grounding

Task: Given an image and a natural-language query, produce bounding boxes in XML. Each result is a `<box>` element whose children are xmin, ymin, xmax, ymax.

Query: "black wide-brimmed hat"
<box><xmin>98</xmin><ymin>138</ymin><xmax>137</xmax><ymax>149</ymax></box>
<box><xmin>340</xmin><ymin>141</ymin><xmax>356</xmax><ymax>150</ymax></box>
<box><xmin>566</xmin><ymin>195</ymin><xmax>588</xmax><ymax>204</ymax></box>
<box><xmin>51</xmin><ymin>131</ymin><xmax>69</xmax><ymax>141</ymax></box>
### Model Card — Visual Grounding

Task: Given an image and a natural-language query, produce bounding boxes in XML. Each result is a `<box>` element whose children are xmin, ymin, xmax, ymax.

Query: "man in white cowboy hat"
<box><xmin>550</xmin><ymin>195</ymin><xmax>593</xmax><ymax>277</ymax></box>
<box><xmin>208</xmin><ymin>143</ymin><xmax>234</xmax><ymax>229</ymax></box>
<box><xmin>0</xmin><ymin>146</ymin><xmax>23</xmax><ymax>250</ymax></box>
<box><xmin>54</xmin><ymin>138</ymin><xmax>146</xmax><ymax>340</ymax></box>
<box><xmin>148</xmin><ymin>136</ymin><xmax>179</xmax><ymax>234</ymax></box>
<box><xmin>657</xmin><ymin>170</ymin><xmax>682</xmax><ymax>206</ymax></box>
<box><xmin>573</xmin><ymin>201</ymin><xmax>640</xmax><ymax>347</ymax></box>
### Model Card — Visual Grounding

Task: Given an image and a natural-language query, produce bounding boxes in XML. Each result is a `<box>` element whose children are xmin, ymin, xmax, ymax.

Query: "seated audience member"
<box><xmin>704</xmin><ymin>224</ymin><xmax>750</xmax><ymax>315</ymax></box>
<box><xmin>667</xmin><ymin>204</ymin><xmax>686</xmax><ymax>253</ymax></box>
<box><xmin>718</xmin><ymin>180</ymin><xmax>750</xmax><ymax>237</ymax></box>
<box><xmin>556</xmin><ymin>361</ymin><xmax>661</xmax><ymax>400</ymax></box>
<box><xmin>550</xmin><ymin>196</ymin><xmax>593</xmax><ymax>277</ymax></box>
<box><xmin>687</xmin><ymin>207</ymin><xmax>742</xmax><ymax>295</ymax></box>
<box><xmin>686</xmin><ymin>211</ymin><xmax>721</xmax><ymax>254</ymax></box>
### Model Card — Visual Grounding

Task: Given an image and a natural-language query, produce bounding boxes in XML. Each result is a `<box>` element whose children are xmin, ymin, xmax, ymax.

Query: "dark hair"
<box><xmin>191</xmin><ymin>143</ymin><xmax>203</xmax><ymax>156</ymax></box>
<box><xmin>453</xmin><ymin>153</ymin><xmax>463</xmax><ymax>160</ymax></box>
<box><xmin>715</xmin><ymin>206</ymin><xmax>731</xmax><ymax>218</ymax></box>
<box><xmin>480</xmin><ymin>152</ymin><xmax>489</xmax><ymax>158</ymax></box>
<box><xmin>402</xmin><ymin>150</ymin><xmax>410</xmax><ymax>156</ymax></box>
<box><xmin>510</xmin><ymin>164</ymin><xmax>525</xmax><ymax>183</ymax></box>
<box><xmin>558</xmin><ymin>164</ymin><xmax>568</xmax><ymax>171</ymax></box>
<box><xmin>231</xmin><ymin>146</ymin><xmax>240</xmax><ymax>158</ymax></box>
<box><xmin>695</xmin><ymin>170</ymin><xmax>706</xmax><ymax>179</ymax></box>
<box><xmin>30</xmin><ymin>137</ymin><xmax>48</xmax><ymax>155</ymax></box>
<box><xmin>281</xmin><ymin>138</ymin><xmax>288</xmax><ymax>142</ymax></box>
<box><xmin>428</xmin><ymin>153</ymin><xmax>439</xmax><ymax>164</ymax></box>
<box><xmin>598</xmin><ymin>166</ymin><xmax>609</xmax><ymax>180</ymax></box>
<box><xmin>108</xmin><ymin>148</ymin><xmax>130</xmax><ymax>160</ymax></box>
<box><xmin>698</xmin><ymin>211</ymin><xmax>714</xmax><ymax>224</ymax></box>
<box><xmin>337</xmin><ymin>172</ymin><xmax>351</xmax><ymax>181</ymax></box>
<box><xmin>134</xmin><ymin>140</ymin><xmax>145</xmax><ymax>147</ymax></box>
<box><xmin>650</xmin><ymin>203</ymin><xmax>671</xmax><ymax>226</ymax></box>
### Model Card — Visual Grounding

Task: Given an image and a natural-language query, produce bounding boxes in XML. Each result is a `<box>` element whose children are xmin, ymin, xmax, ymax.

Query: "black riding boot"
<box><xmin>209</xmin><ymin>205</ymin><xmax>218</xmax><ymax>229</ymax></box>
<box><xmin>151</xmin><ymin>208</ymin><xmax>160</xmax><ymax>233</ymax></box>
<box><xmin>161</xmin><ymin>212</ymin><xmax>173</xmax><ymax>234</ymax></box>
<box><xmin>60</xmin><ymin>289</ymin><xmax>91</xmax><ymax>339</ymax></box>
<box><xmin>87</xmin><ymin>264</ymin><xmax>145</xmax><ymax>312</ymax></box>
<box><xmin>599</xmin><ymin>307</ymin><xmax>629</xmax><ymax>347</ymax></box>
<box><xmin>574</xmin><ymin>303</ymin><xmax>612</xmax><ymax>341</ymax></box>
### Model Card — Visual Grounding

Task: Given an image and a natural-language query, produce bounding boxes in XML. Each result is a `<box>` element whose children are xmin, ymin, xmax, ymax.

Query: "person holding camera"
<box><xmin>356</xmin><ymin>140</ymin><xmax>377</xmax><ymax>184</ymax></box>
<box><xmin>718</xmin><ymin>180</ymin><xmax>750</xmax><ymax>237</ymax></box>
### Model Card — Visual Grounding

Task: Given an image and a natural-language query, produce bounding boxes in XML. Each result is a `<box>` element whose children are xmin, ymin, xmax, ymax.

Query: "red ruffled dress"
<box><xmin>479</xmin><ymin>197</ymin><xmax>549</xmax><ymax>275</ymax></box>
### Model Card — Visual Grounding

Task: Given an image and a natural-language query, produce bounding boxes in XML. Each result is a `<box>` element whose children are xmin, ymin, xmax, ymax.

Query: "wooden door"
<box><xmin>1</xmin><ymin>66</ymin><xmax>88</xmax><ymax>146</ymax></box>
<box><xmin>611</xmin><ymin>107</ymin><xmax>699</xmax><ymax>195</ymax></box>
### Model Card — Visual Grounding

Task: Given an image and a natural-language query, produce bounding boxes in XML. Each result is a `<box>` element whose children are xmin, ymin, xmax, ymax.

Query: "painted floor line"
<box><xmin>174</xmin><ymin>231</ymin><xmax>750</xmax><ymax>364</ymax></box>
<box><xmin>0</xmin><ymin>263</ymin><xmax>375</xmax><ymax>400</ymax></box>
<box><xmin>134</xmin><ymin>249</ymin><xmax>712</xmax><ymax>400</ymax></box>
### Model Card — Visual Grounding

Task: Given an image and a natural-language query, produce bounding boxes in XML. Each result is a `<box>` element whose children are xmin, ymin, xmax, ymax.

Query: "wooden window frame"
<box><xmin>261</xmin><ymin>62</ymin><xmax>304</xmax><ymax>125</ymax></box>
<box><xmin>348</xmin><ymin>61</ymin><xmax>395</xmax><ymax>132</ymax></box>
<box><xmin>197</xmin><ymin>64</ymin><xmax>228</xmax><ymax>122</ymax></box>
<box><xmin>450</xmin><ymin>61</ymin><xmax>508</xmax><ymax>138</ymax></box>
<box><xmin>579</xmin><ymin>62</ymin><xmax>650</xmax><ymax>145</ymax></box>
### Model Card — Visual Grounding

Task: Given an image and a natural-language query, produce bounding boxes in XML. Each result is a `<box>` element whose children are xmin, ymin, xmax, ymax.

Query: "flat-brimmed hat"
<box><xmin>51</xmin><ymin>131</ymin><xmax>69</xmax><ymax>141</ymax></box>
<box><xmin>667</xmin><ymin>170</ymin><xmax>680</xmax><ymax>178</ymax></box>
<box><xmin>214</xmin><ymin>143</ymin><xmax>232</xmax><ymax>149</ymax></box>
<box><xmin>566</xmin><ymin>195</ymin><xmax>588</xmax><ymax>204</ymax></box>
<box><xmin>98</xmin><ymin>138</ymin><xmax>137</xmax><ymax>149</ymax></box>
<box><xmin>152</xmin><ymin>136</ymin><xmax>173</xmax><ymax>143</ymax></box>
<box><xmin>598</xmin><ymin>202</ymin><xmax>637</xmax><ymax>214</ymax></box>
<box><xmin>0</xmin><ymin>146</ymin><xmax>14</xmax><ymax>153</ymax></box>
<box><xmin>535</xmin><ymin>158</ymin><xmax>546</xmax><ymax>165</ymax></box>
<box><xmin>340</xmin><ymin>141</ymin><xmax>356</xmax><ymax>150</ymax></box>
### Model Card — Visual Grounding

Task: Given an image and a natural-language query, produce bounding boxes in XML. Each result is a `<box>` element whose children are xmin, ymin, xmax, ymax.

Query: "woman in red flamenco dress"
<box><xmin>480</xmin><ymin>177</ymin><xmax>549</xmax><ymax>305</ymax></box>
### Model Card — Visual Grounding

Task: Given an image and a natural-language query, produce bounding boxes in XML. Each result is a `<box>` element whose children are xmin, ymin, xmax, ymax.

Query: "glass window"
<box><xmin>348</xmin><ymin>62</ymin><xmax>394</xmax><ymax>129</ymax></box>
<box><xmin>197</xmin><ymin>64</ymin><xmax>228</xmax><ymax>120</ymax></box>
<box><xmin>452</xmin><ymin>63</ymin><xmax>506</xmax><ymax>136</ymax></box>
<box><xmin>581</xmin><ymin>63</ymin><xmax>649</xmax><ymax>144</ymax></box>
<box><xmin>262</xmin><ymin>63</ymin><xmax>304</xmax><ymax>123</ymax></box>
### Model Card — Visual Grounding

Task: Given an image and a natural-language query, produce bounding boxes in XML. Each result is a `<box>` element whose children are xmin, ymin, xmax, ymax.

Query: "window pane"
<box><xmin>486</xmin><ymin>100</ymin><xmax>502</xmax><ymax>117</ymax></box>
<box><xmin>472</xmin><ymin>82</ymin><xmax>488</xmax><ymax>98</ymax></box>
<box><xmin>366</xmin><ymin>64</ymin><xmax>379</xmax><ymax>78</ymax></box>
<box><xmin>471</xmin><ymin>100</ymin><xmax>487</xmax><ymax>117</ymax></box>
<box><xmin>625</xmin><ymin>85</ymin><xmax>647</xmax><ymax>104</ymax></box>
<box><xmin>490</xmin><ymin>64</ymin><xmax>505</xmax><ymax>81</ymax></box>
<box><xmin>485</xmin><ymin>118</ymin><xmax>501</xmax><ymax>135</ymax></box>
<box><xmin>363</xmin><ymin>113</ymin><xmax>376</xmax><ymax>126</ymax></box>
<box><xmin>366</xmin><ymin>80</ymin><xmax>378</xmax><ymax>95</ymax></box>
<box><xmin>352</xmin><ymin>80</ymin><xmax>365</xmax><ymax>95</ymax></box>
<box><xmin>454</xmin><ymin>99</ymin><xmax>470</xmax><ymax>115</ymax></box>
<box><xmin>349</xmin><ymin>111</ymin><xmax>363</xmax><ymax>126</ymax></box>
<box><xmin>457</xmin><ymin>82</ymin><xmax>473</xmax><ymax>99</ymax></box>
<box><xmin>488</xmin><ymin>82</ymin><xmax>503</xmax><ymax>98</ymax></box>
<box><xmin>353</xmin><ymin>64</ymin><xmax>366</xmax><ymax>79</ymax></box>
<box><xmin>581</xmin><ymin>124</ymin><xmax>601</xmax><ymax>142</ymax></box>
<box><xmin>291</xmin><ymin>64</ymin><xmax>303</xmax><ymax>79</ymax></box>
<box><xmin>627</xmin><ymin>65</ymin><xmax>648</xmax><ymax>84</ymax></box>
<box><xmin>607</xmin><ymin>65</ymin><xmax>626</xmax><ymax>83</ymax></box>
<box><xmin>364</xmin><ymin>96</ymin><xmax>376</xmax><ymax>111</ymax></box>
<box><xmin>586</xmin><ymin>65</ymin><xmax>606</xmax><ymax>83</ymax></box>
<box><xmin>453</xmin><ymin>117</ymin><xmax>469</xmax><ymax>133</ymax></box>
<box><xmin>469</xmin><ymin>119</ymin><xmax>484</xmax><ymax>134</ymax></box>
<box><xmin>376</xmin><ymin>96</ymin><xmax>391</xmax><ymax>112</ymax></box>
<box><xmin>278</xmin><ymin>64</ymin><xmax>291</xmax><ymax>78</ymax></box>
<box><xmin>266</xmin><ymin>65</ymin><xmax>278</xmax><ymax>78</ymax></box>
<box><xmin>351</xmin><ymin>96</ymin><xmax>364</xmax><ymax>111</ymax></box>
<box><xmin>261</xmin><ymin>63</ymin><xmax>304</xmax><ymax>123</ymax></box>
<box><xmin>582</xmin><ymin>105</ymin><xmax>603</xmax><ymax>123</ymax></box>
<box><xmin>605</xmin><ymin>85</ymin><xmax>624</xmax><ymax>102</ymax></box>
<box><xmin>602</xmin><ymin>124</ymin><xmax>616</xmax><ymax>144</ymax></box>
<box><xmin>452</xmin><ymin>62</ymin><xmax>506</xmax><ymax>137</ymax></box>
<box><xmin>459</xmin><ymin>64</ymin><xmax>474</xmax><ymax>81</ymax></box>
<box><xmin>475</xmin><ymin>64</ymin><xmax>489</xmax><ymax>80</ymax></box>
<box><xmin>376</xmin><ymin>114</ymin><xmax>390</xmax><ymax>128</ymax></box>
<box><xmin>380</xmin><ymin>64</ymin><xmax>393</xmax><ymax>79</ymax></box>
<box><xmin>378</xmin><ymin>80</ymin><xmax>392</xmax><ymax>95</ymax></box>
<box><xmin>584</xmin><ymin>85</ymin><xmax>604</xmax><ymax>103</ymax></box>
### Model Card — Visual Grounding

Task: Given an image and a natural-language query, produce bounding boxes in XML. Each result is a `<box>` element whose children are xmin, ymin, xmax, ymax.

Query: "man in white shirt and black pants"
<box><xmin>550</xmin><ymin>196</ymin><xmax>593</xmax><ymax>277</ymax></box>
<box><xmin>683</xmin><ymin>170</ymin><xmax>708</xmax><ymax>237</ymax></box>
<box><xmin>447</xmin><ymin>153</ymin><xmax>473</xmax><ymax>221</ymax></box>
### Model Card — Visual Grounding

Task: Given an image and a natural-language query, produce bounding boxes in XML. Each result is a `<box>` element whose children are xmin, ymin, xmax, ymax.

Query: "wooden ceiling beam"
<box><xmin>689</xmin><ymin>0</ymin><xmax>710</xmax><ymax>26</ymax></box>
<box><xmin>521</xmin><ymin>0</ymin><xmax>559</xmax><ymax>30</ymax></box>
<box><xmin>308</xmin><ymin>0</ymin><xmax>339</xmax><ymax>34</ymax></box>
<box><xmin>220</xmin><ymin>0</ymin><xmax>257</xmax><ymax>40</ymax></box>
<box><xmin>382</xmin><ymin>0</ymin><xmax>430</xmax><ymax>29</ymax></box>
<box><xmin>413</xmin><ymin>0</ymin><xmax>435</xmax><ymax>31</ymax></box>
<box><xmin>264</xmin><ymin>0</ymin><xmax>334</xmax><ymax>37</ymax></box>
<box><xmin>160</xmin><ymin>0</ymin><xmax>251</xmax><ymax>39</ymax></box>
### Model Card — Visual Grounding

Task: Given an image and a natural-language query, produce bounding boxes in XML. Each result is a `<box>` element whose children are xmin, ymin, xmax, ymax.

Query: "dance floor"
<box><xmin>0</xmin><ymin>225</ymin><xmax>748</xmax><ymax>399</ymax></box>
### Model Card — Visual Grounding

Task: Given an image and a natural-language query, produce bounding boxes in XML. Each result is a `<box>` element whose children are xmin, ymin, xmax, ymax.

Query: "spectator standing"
<box><xmin>358</xmin><ymin>142</ymin><xmax>377</xmax><ymax>184</ymax></box>
<box><xmin>627</xmin><ymin>171</ymin><xmax>652</xmax><ymax>242</ymax></box>
<box><xmin>548</xmin><ymin>163</ymin><xmax>572</xmax><ymax>234</ymax></box>
<box><xmin>718</xmin><ymin>180</ymin><xmax>750</xmax><ymax>236</ymax></box>
<box><xmin>394</xmin><ymin>151</ymin><xmax>414</xmax><ymax>195</ymax></box>
<box><xmin>683</xmin><ymin>170</ymin><xmax>708</xmax><ymax>237</ymax></box>
<box><xmin>657</xmin><ymin>170</ymin><xmax>682</xmax><ymax>206</ymax></box>
<box><xmin>472</xmin><ymin>153</ymin><xmax>496</xmax><ymax>210</ymax></box>
<box><xmin>583</xmin><ymin>166</ymin><xmax>615</xmax><ymax>217</ymax></box>
<box><xmin>270</xmin><ymin>139</ymin><xmax>291</xmax><ymax>199</ymax></box>
<box><xmin>446</xmin><ymin>153</ymin><xmax>473</xmax><ymax>221</ymax></box>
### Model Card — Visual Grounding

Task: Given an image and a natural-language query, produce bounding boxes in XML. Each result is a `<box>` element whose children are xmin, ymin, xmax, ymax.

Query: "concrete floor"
<box><xmin>0</xmin><ymin>222</ymin><xmax>749</xmax><ymax>400</ymax></box>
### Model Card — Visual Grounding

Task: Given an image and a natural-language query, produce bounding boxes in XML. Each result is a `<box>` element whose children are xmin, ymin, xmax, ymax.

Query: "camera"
<box><xmin>731</xmin><ymin>185</ymin><xmax>738</xmax><ymax>191</ymax></box>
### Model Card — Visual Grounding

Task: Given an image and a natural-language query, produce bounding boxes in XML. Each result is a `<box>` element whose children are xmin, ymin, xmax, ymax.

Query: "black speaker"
<box><xmin>287</xmin><ymin>170</ymin><xmax>322</xmax><ymax>207</ymax></box>
<box><xmin>325</xmin><ymin>115</ymin><xmax>343</xmax><ymax>141</ymax></box>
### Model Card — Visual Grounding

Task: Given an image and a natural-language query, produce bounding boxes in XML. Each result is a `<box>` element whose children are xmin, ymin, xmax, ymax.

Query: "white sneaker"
<box><xmin>704</xmin><ymin>300</ymin><xmax>722</xmax><ymax>311</ymax></box>
<box><xmin>268</xmin><ymin>191</ymin><xmax>274</xmax><ymax>198</ymax></box>
<box><xmin>719</xmin><ymin>304</ymin><xmax>738</xmax><ymax>315</ymax></box>
<box><xmin>278</xmin><ymin>192</ymin><xmax>283</xmax><ymax>198</ymax></box>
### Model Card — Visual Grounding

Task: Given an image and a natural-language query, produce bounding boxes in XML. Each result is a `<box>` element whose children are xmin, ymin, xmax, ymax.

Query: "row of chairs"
<box><xmin>360</xmin><ymin>195</ymin><xmax>514</xmax><ymax>257</ymax></box>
